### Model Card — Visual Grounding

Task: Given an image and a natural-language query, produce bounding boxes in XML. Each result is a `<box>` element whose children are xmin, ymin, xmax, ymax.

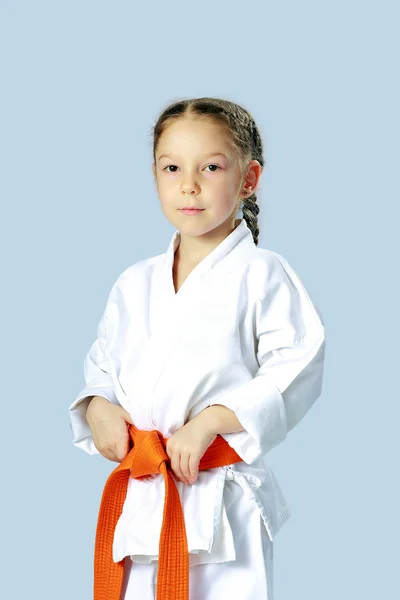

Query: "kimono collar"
<box><xmin>165</xmin><ymin>218</ymin><xmax>255</xmax><ymax>275</ymax></box>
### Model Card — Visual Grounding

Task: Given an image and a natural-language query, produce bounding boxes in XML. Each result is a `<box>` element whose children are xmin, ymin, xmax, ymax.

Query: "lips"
<box><xmin>180</xmin><ymin>208</ymin><xmax>204</xmax><ymax>215</ymax></box>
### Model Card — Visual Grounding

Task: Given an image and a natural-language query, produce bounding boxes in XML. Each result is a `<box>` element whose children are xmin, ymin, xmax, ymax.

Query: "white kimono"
<box><xmin>69</xmin><ymin>218</ymin><xmax>325</xmax><ymax>596</ymax></box>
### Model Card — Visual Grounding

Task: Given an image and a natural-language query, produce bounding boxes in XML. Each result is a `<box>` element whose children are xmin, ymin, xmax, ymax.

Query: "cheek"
<box><xmin>214</xmin><ymin>176</ymin><xmax>239</xmax><ymax>195</ymax></box>
<box><xmin>157</xmin><ymin>182</ymin><xmax>176</xmax><ymax>203</ymax></box>
<box><xmin>214</xmin><ymin>185</ymin><xmax>239</xmax><ymax>208</ymax></box>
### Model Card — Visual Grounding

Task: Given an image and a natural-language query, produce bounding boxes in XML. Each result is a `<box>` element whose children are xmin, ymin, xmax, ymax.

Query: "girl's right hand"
<box><xmin>86</xmin><ymin>395</ymin><xmax>134</xmax><ymax>462</ymax></box>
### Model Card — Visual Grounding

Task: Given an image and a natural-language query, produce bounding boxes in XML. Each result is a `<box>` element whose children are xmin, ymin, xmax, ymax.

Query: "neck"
<box><xmin>176</xmin><ymin>218</ymin><xmax>242</xmax><ymax>264</ymax></box>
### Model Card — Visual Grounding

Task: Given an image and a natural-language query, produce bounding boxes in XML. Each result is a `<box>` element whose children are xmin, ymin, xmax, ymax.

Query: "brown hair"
<box><xmin>151</xmin><ymin>97</ymin><xmax>265</xmax><ymax>246</ymax></box>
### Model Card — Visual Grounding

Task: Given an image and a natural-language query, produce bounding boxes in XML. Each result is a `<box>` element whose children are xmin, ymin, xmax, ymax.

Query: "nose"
<box><xmin>181</xmin><ymin>176</ymin><xmax>200</xmax><ymax>195</ymax></box>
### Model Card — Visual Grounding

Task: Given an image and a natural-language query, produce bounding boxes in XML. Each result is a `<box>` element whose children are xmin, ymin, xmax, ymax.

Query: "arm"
<box><xmin>199</xmin><ymin>253</ymin><xmax>326</xmax><ymax>465</ymax></box>
<box><xmin>198</xmin><ymin>404</ymin><xmax>246</xmax><ymax>435</ymax></box>
<box><xmin>69</xmin><ymin>309</ymin><xmax>120</xmax><ymax>455</ymax></box>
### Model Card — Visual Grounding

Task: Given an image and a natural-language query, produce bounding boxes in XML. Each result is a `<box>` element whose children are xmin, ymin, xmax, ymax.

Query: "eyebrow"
<box><xmin>157</xmin><ymin>152</ymin><xmax>228</xmax><ymax>161</ymax></box>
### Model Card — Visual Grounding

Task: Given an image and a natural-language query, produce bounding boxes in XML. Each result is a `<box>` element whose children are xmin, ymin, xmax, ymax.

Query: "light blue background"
<box><xmin>1</xmin><ymin>1</ymin><xmax>398</xmax><ymax>598</ymax></box>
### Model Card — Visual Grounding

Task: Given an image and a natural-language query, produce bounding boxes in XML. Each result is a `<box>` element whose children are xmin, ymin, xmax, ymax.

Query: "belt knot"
<box><xmin>128</xmin><ymin>426</ymin><xmax>168</xmax><ymax>479</ymax></box>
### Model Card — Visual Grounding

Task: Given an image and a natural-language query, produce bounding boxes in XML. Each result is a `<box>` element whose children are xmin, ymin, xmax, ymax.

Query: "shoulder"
<box><xmin>248</xmin><ymin>246</ymin><xmax>325</xmax><ymax>331</ymax></box>
<box><xmin>240</xmin><ymin>246</ymin><xmax>300</xmax><ymax>298</ymax></box>
<box><xmin>242</xmin><ymin>246</ymin><xmax>324</xmax><ymax>325</ymax></box>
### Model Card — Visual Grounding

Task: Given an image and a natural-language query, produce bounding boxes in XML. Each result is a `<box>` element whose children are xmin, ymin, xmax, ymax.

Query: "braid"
<box><xmin>238</xmin><ymin>118</ymin><xmax>262</xmax><ymax>245</ymax></box>
<box><xmin>242</xmin><ymin>193</ymin><xmax>260</xmax><ymax>246</ymax></box>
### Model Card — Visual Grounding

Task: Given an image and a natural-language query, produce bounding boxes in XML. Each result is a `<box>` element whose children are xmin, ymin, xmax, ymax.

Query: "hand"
<box><xmin>86</xmin><ymin>396</ymin><xmax>134</xmax><ymax>463</ymax></box>
<box><xmin>165</xmin><ymin>412</ymin><xmax>218</xmax><ymax>485</ymax></box>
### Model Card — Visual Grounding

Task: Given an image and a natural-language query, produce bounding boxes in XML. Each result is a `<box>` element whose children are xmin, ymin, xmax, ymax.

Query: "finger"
<box><xmin>100</xmin><ymin>445</ymin><xmax>120</xmax><ymax>462</ymax></box>
<box><xmin>166</xmin><ymin>442</ymin><xmax>184</xmax><ymax>483</ymax></box>
<box><xmin>93</xmin><ymin>434</ymin><xmax>124</xmax><ymax>463</ymax></box>
<box><xmin>171</xmin><ymin>450</ymin><xmax>185</xmax><ymax>484</ymax></box>
<box><xmin>180</xmin><ymin>453</ymin><xmax>191</xmax><ymax>485</ymax></box>
<box><xmin>120</xmin><ymin>408</ymin><xmax>134</xmax><ymax>425</ymax></box>
<box><xmin>188</xmin><ymin>455</ymin><xmax>199</xmax><ymax>483</ymax></box>
<box><xmin>97</xmin><ymin>446</ymin><xmax>120</xmax><ymax>462</ymax></box>
<box><xmin>108</xmin><ymin>452</ymin><xmax>121</xmax><ymax>463</ymax></box>
<box><xmin>115</xmin><ymin>436</ymin><xmax>131</xmax><ymax>462</ymax></box>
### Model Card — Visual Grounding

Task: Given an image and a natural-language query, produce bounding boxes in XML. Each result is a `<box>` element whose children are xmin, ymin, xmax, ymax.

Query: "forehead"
<box><xmin>157</xmin><ymin>118</ymin><xmax>234</xmax><ymax>157</ymax></box>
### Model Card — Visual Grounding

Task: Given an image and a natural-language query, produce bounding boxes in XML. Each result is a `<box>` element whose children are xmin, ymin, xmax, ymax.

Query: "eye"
<box><xmin>163</xmin><ymin>164</ymin><xmax>221</xmax><ymax>173</ymax></box>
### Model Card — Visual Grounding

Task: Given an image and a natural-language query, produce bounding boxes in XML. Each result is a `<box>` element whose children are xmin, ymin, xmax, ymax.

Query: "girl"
<box><xmin>69</xmin><ymin>97</ymin><xmax>326</xmax><ymax>600</ymax></box>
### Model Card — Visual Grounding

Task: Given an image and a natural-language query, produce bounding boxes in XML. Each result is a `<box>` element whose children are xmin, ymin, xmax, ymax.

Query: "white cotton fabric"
<box><xmin>120</xmin><ymin>467</ymin><xmax>274</xmax><ymax>600</ymax></box>
<box><xmin>69</xmin><ymin>218</ymin><xmax>325</xmax><ymax>567</ymax></box>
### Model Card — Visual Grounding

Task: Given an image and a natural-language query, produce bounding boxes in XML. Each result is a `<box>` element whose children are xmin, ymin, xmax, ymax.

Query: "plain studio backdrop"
<box><xmin>0</xmin><ymin>1</ymin><xmax>398</xmax><ymax>599</ymax></box>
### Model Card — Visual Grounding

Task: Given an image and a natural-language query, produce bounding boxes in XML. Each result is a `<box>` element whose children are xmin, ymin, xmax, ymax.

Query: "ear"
<box><xmin>244</xmin><ymin>160</ymin><xmax>263</xmax><ymax>193</ymax></box>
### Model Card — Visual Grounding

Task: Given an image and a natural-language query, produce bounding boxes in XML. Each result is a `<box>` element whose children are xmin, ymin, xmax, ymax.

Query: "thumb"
<box><xmin>119</xmin><ymin>406</ymin><xmax>135</xmax><ymax>425</ymax></box>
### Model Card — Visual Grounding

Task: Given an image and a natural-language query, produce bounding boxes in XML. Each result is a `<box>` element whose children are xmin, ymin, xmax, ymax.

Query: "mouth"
<box><xmin>179</xmin><ymin>207</ymin><xmax>205</xmax><ymax>215</ymax></box>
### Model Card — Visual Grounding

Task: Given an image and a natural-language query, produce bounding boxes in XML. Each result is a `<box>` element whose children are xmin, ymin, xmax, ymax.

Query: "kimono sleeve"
<box><xmin>68</xmin><ymin>290</ymin><xmax>120</xmax><ymax>455</ymax></box>
<box><xmin>210</xmin><ymin>252</ymin><xmax>326</xmax><ymax>465</ymax></box>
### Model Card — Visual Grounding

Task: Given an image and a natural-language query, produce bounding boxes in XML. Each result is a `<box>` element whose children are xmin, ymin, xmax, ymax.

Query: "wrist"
<box><xmin>195</xmin><ymin>406</ymin><xmax>220</xmax><ymax>435</ymax></box>
<box><xmin>86</xmin><ymin>395</ymin><xmax>109</xmax><ymax>421</ymax></box>
<box><xmin>197</xmin><ymin>404</ymin><xmax>245</xmax><ymax>435</ymax></box>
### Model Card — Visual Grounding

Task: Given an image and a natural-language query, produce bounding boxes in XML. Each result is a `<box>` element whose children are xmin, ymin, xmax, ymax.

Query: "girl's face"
<box><xmin>152</xmin><ymin>118</ymin><xmax>257</xmax><ymax>241</ymax></box>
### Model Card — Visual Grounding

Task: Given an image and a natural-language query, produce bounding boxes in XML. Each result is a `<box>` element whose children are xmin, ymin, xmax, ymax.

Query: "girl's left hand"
<box><xmin>165</xmin><ymin>412</ymin><xmax>218</xmax><ymax>485</ymax></box>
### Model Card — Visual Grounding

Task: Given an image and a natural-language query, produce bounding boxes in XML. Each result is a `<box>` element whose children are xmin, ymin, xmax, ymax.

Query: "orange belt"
<box><xmin>94</xmin><ymin>422</ymin><xmax>242</xmax><ymax>600</ymax></box>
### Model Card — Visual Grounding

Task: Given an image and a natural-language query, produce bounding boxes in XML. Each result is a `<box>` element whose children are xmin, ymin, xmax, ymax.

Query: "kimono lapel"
<box><xmin>165</xmin><ymin>218</ymin><xmax>255</xmax><ymax>300</ymax></box>
<box><xmin>119</xmin><ymin>219</ymin><xmax>255</xmax><ymax>411</ymax></box>
<box><xmin>150</xmin><ymin>218</ymin><xmax>255</xmax><ymax>342</ymax></box>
